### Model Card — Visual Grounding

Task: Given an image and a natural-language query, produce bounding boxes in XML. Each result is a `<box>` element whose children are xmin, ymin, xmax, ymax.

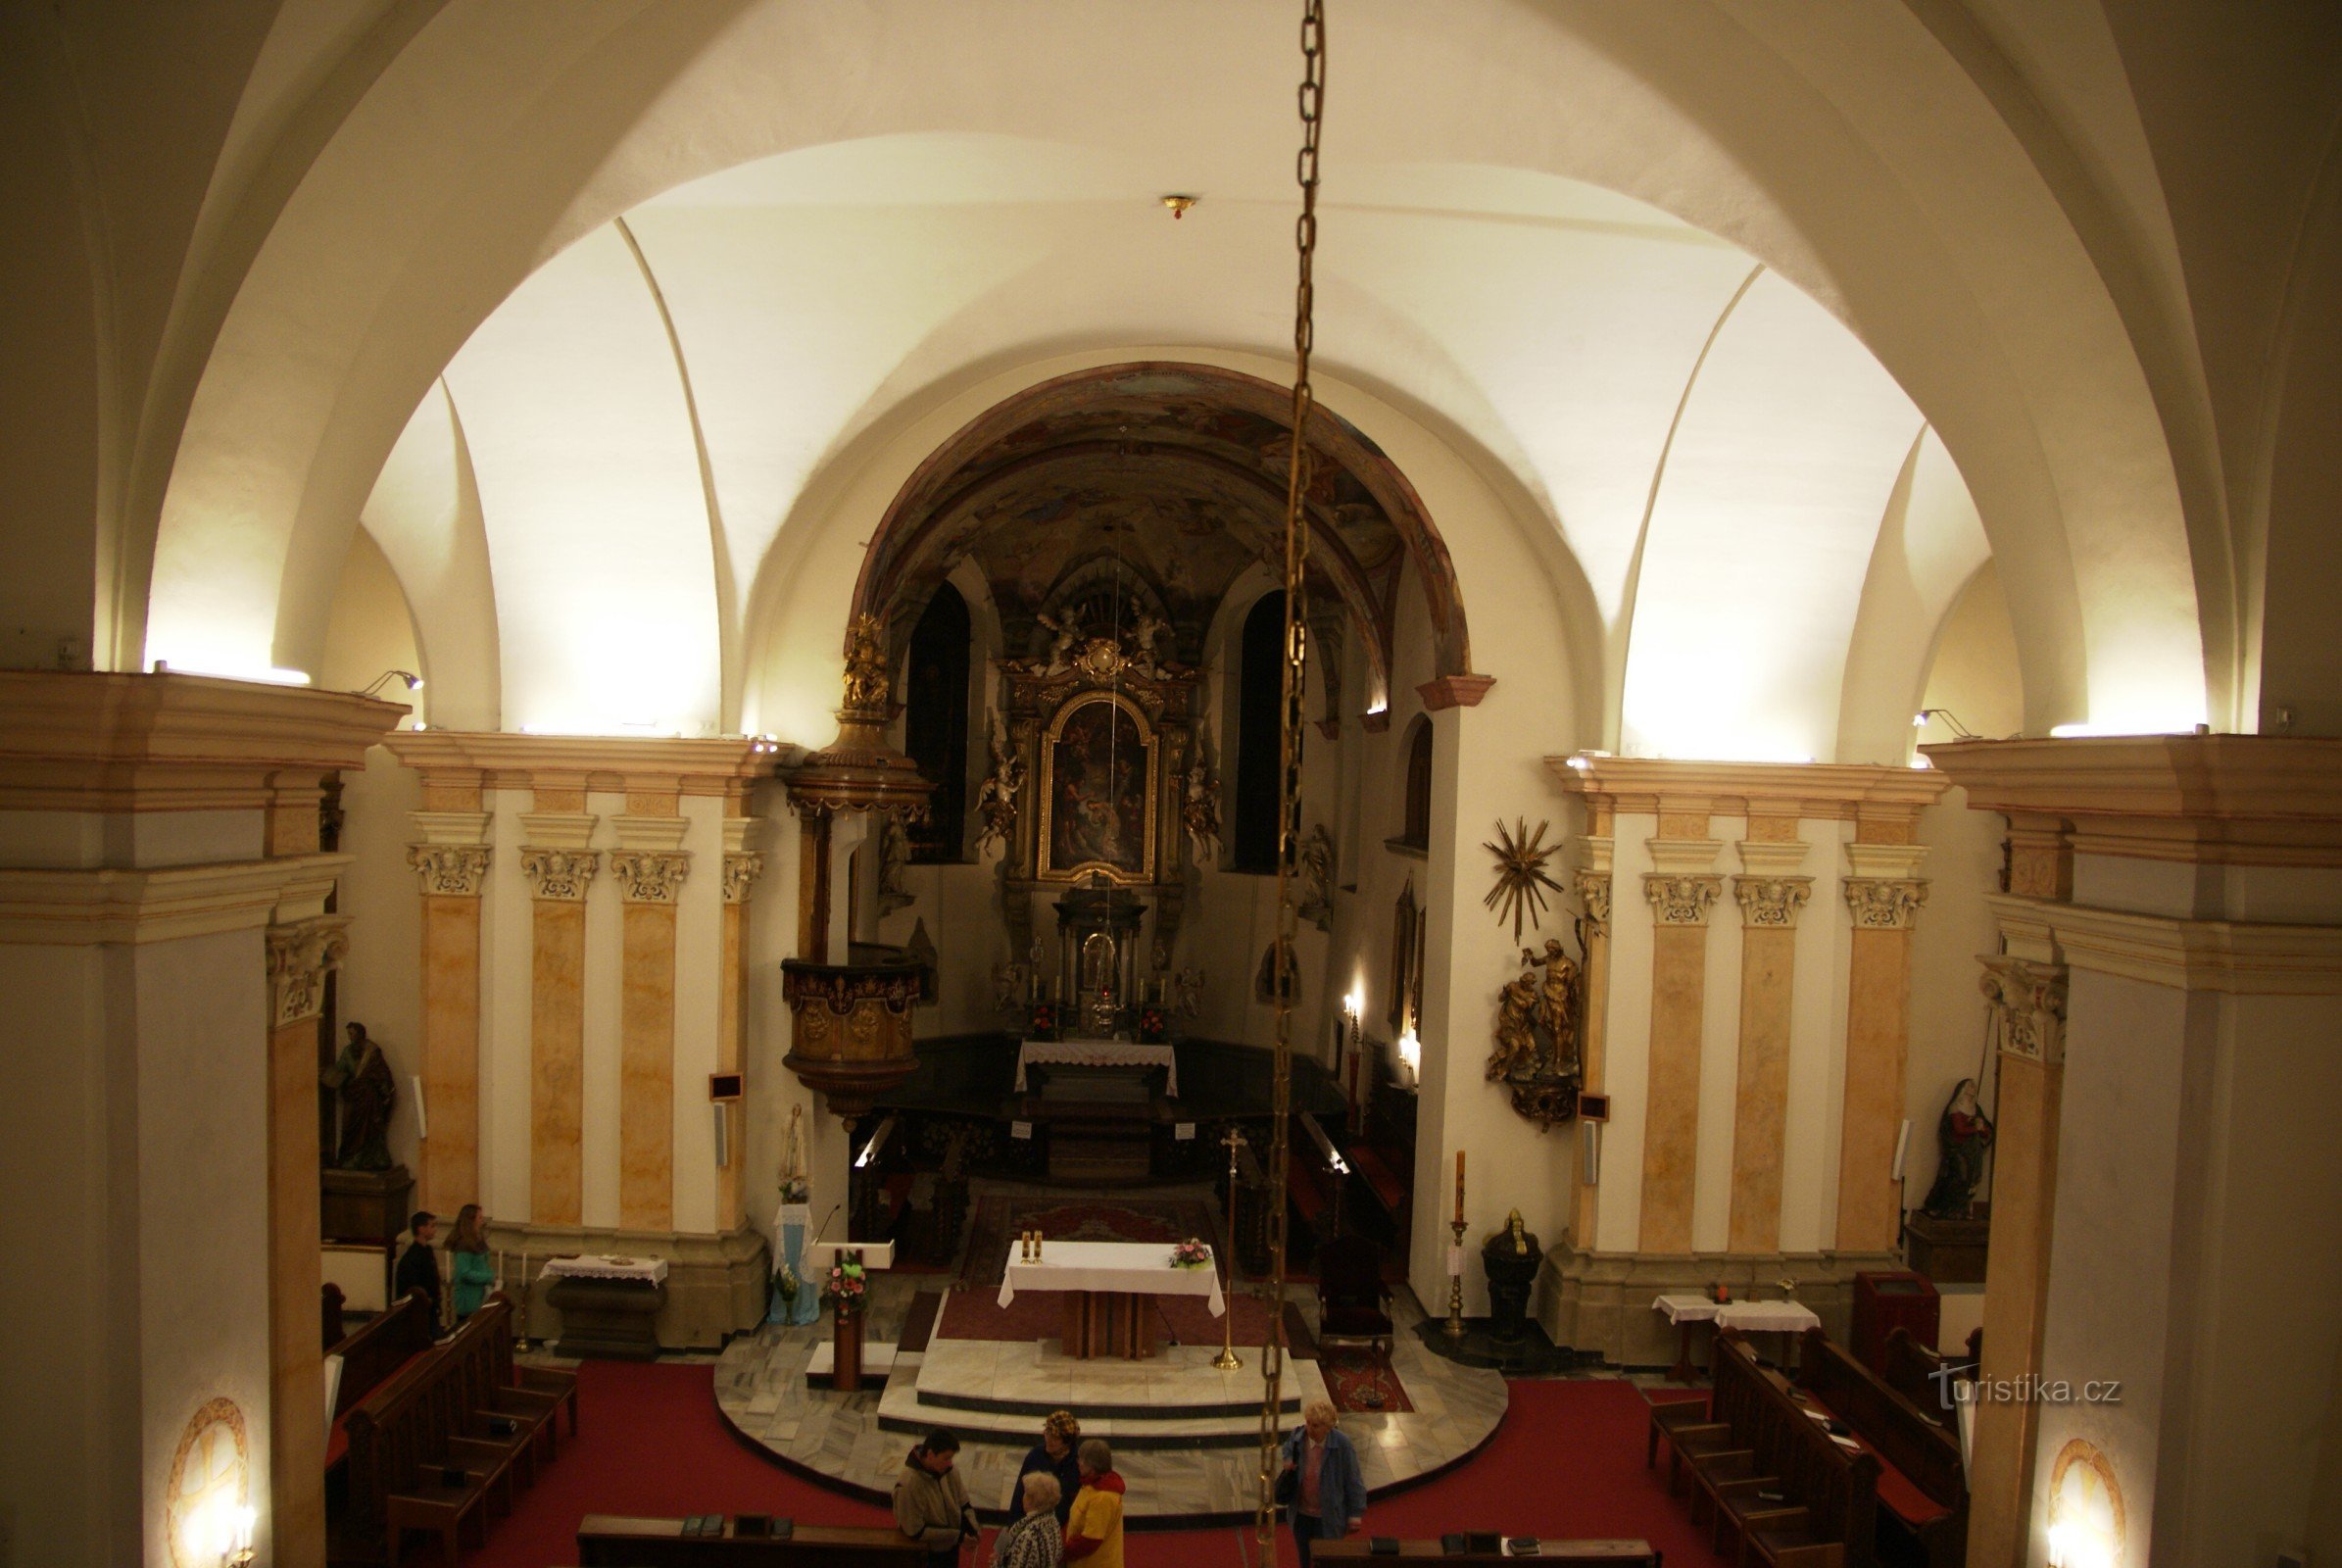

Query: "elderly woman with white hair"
<box><xmin>991</xmin><ymin>1470</ymin><xmax>1063</xmax><ymax>1568</ymax></box>
<box><xmin>1279</xmin><ymin>1398</ymin><xmax>1366</xmax><ymax>1567</ymax></box>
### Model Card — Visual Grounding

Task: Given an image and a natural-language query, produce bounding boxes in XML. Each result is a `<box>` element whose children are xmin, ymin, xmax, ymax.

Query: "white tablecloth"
<box><xmin>541</xmin><ymin>1254</ymin><xmax>669</xmax><ymax>1284</ymax></box>
<box><xmin>997</xmin><ymin>1240</ymin><xmax>1224</xmax><ymax>1316</ymax></box>
<box><xmin>1716</xmin><ymin>1299</ymin><xmax>1821</xmax><ymax>1335</ymax></box>
<box><xmin>1653</xmin><ymin>1293</ymin><xmax>1720</xmax><ymax>1324</ymax></box>
<box><xmin>1015</xmin><ymin>1039</ymin><xmax>1179</xmax><ymax>1097</ymax></box>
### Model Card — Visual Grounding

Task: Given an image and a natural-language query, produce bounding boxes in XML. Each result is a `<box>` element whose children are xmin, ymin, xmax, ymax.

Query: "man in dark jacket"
<box><xmin>394</xmin><ymin>1210</ymin><xmax>442</xmax><ymax>1325</ymax></box>
<box><xmin>893</xmin><ymin>1428</ymin><xmax>976</xmax><ymax>1565</ymax></box>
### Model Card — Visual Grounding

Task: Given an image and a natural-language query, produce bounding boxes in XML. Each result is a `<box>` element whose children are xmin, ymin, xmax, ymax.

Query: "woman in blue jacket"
<box><xmin>1280</xmin><ymin>1399</ymin><xmax>1367</xmax><ymax>1566</ymax></box>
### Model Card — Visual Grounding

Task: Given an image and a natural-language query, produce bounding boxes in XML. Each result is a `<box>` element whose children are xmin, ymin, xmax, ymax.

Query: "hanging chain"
<box><xmin>1258</xmin><ymin>0</ymin><xmax>1326</xmax><ymax>1551</ymax></box>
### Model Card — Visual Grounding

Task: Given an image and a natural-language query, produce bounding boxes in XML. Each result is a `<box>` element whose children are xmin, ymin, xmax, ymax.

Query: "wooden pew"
<box><xmin>575</xmin><ymin>1514</ymin><xmax>929</xmax><ymax>1565</ymax></box>
<box><xmin>1878</xmin><ymin>1325</ymin><xmax>1976</xmax><ymax>1429</ymax></box>
<box><xmin>330</xmin><ymin>1290</ymin><xmax>437</xmax><ymax>1420</ymax></box>
<box><xmin>1797</xmin><ymin>1329</ymin><xmax>1967</xmax><ymax>1568</ymax></box>
<box><xmin>338</xmin><ymin>1297</ymin><xmax>551</xmax><ymax>1564</ymax></box>
<box><xmin>1683</xmin><ymin>1333</ymin><xmax>1879</xmax><ymax>1568</ymax></box>
<box><xmin>1315</xmin><ymin>1540</ymin><xmax>1657</xmax><ymax>1564</ymax></box>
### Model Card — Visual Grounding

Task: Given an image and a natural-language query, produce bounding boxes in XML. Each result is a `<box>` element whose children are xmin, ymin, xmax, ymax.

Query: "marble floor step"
<box><xmin>909</xmin><ymin>1338</ymin><xmax>1303</xmax><ymax>1420</ymax></box>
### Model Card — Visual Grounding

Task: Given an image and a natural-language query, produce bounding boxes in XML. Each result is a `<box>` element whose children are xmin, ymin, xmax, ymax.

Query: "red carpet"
<box><xmin>459</xmin><ymin>1364</ymin><xmax>1724</xmax><ymax>1568</ymax></box>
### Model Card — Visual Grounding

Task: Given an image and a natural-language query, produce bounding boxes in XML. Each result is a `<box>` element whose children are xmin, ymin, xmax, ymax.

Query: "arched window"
<box><xmin>1231</xmin><ymin>591</ymin><xmax>1286</xmax><ymax>872</ymax></box>
<box><xmin>1398</xmin><ymin>716</ymin><xmax>1433</xmax><ymax>852</ymax></box>
<box><xmin>903</xmin><ymin>584</ymin><xmax>970</xmax><ymax>861</ymax></box>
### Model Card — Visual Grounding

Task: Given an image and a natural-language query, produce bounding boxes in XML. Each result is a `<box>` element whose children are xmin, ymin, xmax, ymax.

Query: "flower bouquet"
<box><xmin>780</xmin><ymin>1175</ymin><xmax>810</xmax><ymax>1204</ymax></box>
<box><xmin>1136</xmin><ymin>1004</ymin><xmax>1169</xmax><ymax>1044</ymax></box>
<box><xmin>775</xmin><ymin>1262</ymin><xmax>802</xmax><ymax>1306</ymax></box>
<box><xmin>1169</xmin><ymin>1238</ymin><xmax>1212</xmax><ymax>1269</ymax></box>
<box><xmin>823</xmin><ymin>1258</ymin><xmax>868</xmax><ymax>1312</ymax></box>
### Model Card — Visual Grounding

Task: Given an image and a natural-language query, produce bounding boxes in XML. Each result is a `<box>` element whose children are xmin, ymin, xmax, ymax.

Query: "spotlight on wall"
<box><xmin>359</xmin><ymin>669</ymin><xmax>424</xmax><ymax>698</ymax></box>
<box><xmin>1396</xmin><ymin>1026</ymin><xmax>1421</xmax><ymax>1082</ymax></box>
<box><xmin>1913</xmin><ymin>708</ymin><xmax>1978</xmax><ymax>740</ymax></box>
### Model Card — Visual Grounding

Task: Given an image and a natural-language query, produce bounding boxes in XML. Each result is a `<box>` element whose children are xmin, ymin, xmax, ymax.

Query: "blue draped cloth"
<box><xmin>771</xmin><ymin>1202</ymin><xmax>820</xmax><ymax>1326</ymax></box>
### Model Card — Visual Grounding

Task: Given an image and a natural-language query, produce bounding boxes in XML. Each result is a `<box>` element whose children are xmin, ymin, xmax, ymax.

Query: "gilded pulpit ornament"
<box><xmin>1484</xmin><ymin>816</ymin><xmax>1565</xmax><ymax>943</ymax></box>
<box><xmin>841</xmin><ymin>612</ymin><xmax>891</xmax><ymax>711</ymax></box>
<box><xmin>1487</xmin><ymin>937</ymin><xmax>1584</xmax><ymax>1129</ymax></box>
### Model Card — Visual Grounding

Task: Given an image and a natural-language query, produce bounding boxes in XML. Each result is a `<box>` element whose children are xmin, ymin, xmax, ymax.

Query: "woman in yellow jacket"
<box><xmin>1062</xmin><ymin>1439</ymin><xmax>1125</xmax><ymax>1568</ymax></box>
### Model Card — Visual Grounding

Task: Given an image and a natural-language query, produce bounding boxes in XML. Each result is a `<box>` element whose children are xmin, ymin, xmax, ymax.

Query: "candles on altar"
<box><xmin>1454</xmin><ymin>1150</ymin><xmax>1466</xmax><ymax>1223</ymax></box>
<box><xmin>1397</xmin><ymin>1025</ymin><xmax>1421</xmax><ymax>1083</ymax></box>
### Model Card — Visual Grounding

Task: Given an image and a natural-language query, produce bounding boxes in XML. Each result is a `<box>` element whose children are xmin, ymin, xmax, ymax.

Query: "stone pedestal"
<box><xmin>321</xmin><ymin>1165</ymin><xmax>414</xmax><ymax>1247</ymax></box>
<box><xmin>1903</xmin><ymin>1209</ymin><xmax>1990</xmax><ymax>1285</ymax></box>
<box><xmin>547</xmin><ymin>1277</ymin><xmax>667</xmax><ymax>1360</ymax></box>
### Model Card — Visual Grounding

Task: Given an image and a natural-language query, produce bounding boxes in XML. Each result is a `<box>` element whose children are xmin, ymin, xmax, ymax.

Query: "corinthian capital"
<box><xmin>722</xmin><ymin>851</ymin><xmax>766</xmax><ymax>905</ymax></box>
<box><xmin>1733</xmin><ymin>876</ymin><xmax>1813</xmax><ymax>928</ymax></box>
<box><xmin>1643</xmin><ymin>873</ymin><xmax>1722</xmax><ymax>926</ymax></box>
<box><xmin>521</xmin><ymin>848</ymin><xmax>600</xmax><ymax>902</ymax></box>
<box><xmin>1979</xmin><ymin>955</ymin><xmax>2068</xmax><ymax>1065</ymax></box>
<box><xmin>407</xmin><ymin>844</ymin><xmax>491</xmax><ymax>898</ymax></box>
<box><xmin>1842</xmin><ymin>877</ymin><xmax>1927</xmax><ymax>930</ymax></box>
<box><xmin>1572</xmin><ymin>869</ymin><xmax>1612</xmax><ymax>929</ymax></box>
<box><xmin>610</xmin><ymin>850</ymin><xmax>692</xmax><ymax>905</ymax></box>
<box><xmin>267</xmin><ymin>915</ymin><xmax>350</xmax><ymax>1029</ymax></box>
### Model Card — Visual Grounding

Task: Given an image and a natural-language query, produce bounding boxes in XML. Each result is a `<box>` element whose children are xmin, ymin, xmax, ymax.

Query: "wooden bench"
<box><xmin>1798</xmin><ymin>1329</ymin><xmax>1967</xmax><ymax>1568</ymax></box>
<box><xmin>575</xmin><ymin>1514</ymin><xmax>929</xmax><ymax>1565</ymax></box>
<box><xmin>1681</xmin><ymin>1333</ymin><xmax>1879</xmax><ymax>1568</ymax></box>
<box><xmin>1878</xmin><ymin>1326</ymin><xmax>1976</xmax><ymax>1430</ymax></box>
<box><xmin>1315</xmin><ymin>1540</ymin><xmax>1657</xmax><ymax>1564</ymax></box>
<box><xmin>339</xmin><ymin>1296</ymin><xmax>552</xmax><ymax>1564</ymax></box>
<box><xmin>332</xmin><ymin>1290</ymin><xmax>439</xmax><ymax>1420</ymax></box>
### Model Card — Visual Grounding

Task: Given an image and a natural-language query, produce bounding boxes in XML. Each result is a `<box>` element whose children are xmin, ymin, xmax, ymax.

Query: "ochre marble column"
<box><xmin>1835</xmin><ymin>833</ymin><xmax>1928</xmax><ymax>1251</ymax></box>
<box><xmin>611</xmin><ymin>801</ymin><xmax>691</xmax><ymax>1231</ymax></box>
<box><xmin>1571</xmin><ymin>825</ymin><xmax>1613</xmax><ymax>1250</ymax></box>
<box><xmin>1967</xmin><ymin>953</ymin><xmax>2068</xmax><ymax>1568</ymax></box>
<box><xmin>719</xmin><ymin>814</ymin><xmax>764</xmax><ymax>1232</ymax></box>
<box><xmin>521</xmin><ymin>804</ymin><xmax>598</xmax><ymax>1226</ymax></box>
<box><xmin>1639</xmin><ymin>823</ymin><xmax>1722</xmax><ymax>1253</ymax></box>
<box><xmin>265</xmin><ymin>913</ymin><xmax>346</xmax><ymax>1568</ymax></box>
<box><xmin>1728</xmin><ymin>823</ymin><xmax>1810</xmax><ymax>1253</ymax></box>
<box><xmin>407</xmin><ymin>798</ymin><xmax>492</xmax><ymax>1213</ymax></box>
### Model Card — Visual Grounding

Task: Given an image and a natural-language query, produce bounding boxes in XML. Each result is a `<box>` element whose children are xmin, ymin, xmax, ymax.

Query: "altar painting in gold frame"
<box><xmin>1037</xmin><ymin>691</ymin><xmax>1157</xmax><ymax>883</ymax></box>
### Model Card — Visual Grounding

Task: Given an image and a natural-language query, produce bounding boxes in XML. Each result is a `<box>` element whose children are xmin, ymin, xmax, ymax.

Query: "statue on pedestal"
<box><xmin>321</xmin><ymin>1021</ymin><xmax>397</xmax><ymax>1170</ymax></box>
<box><xmin>1923</xmin><ymin>1077</ymin><xmax>1995</xmax><ymax>1217</ymax></box>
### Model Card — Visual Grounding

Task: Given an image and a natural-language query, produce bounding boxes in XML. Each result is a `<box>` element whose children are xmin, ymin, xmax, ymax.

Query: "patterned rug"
<box><xmin>1319</xmin><ymin>1347</ymin><xmax>1414</xmax><ymax>1414</ymax></box>
<box><xmin>956</xmin><ymin>1193</ymin><xmax>1224</xmax><ymax>1290</ymax></box>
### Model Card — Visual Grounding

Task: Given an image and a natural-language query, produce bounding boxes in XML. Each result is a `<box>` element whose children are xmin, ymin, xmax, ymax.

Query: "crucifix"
<box><xmin>1214</xmin><ymin>1126</ymin><xmax>1247</xmax><ymax>1369</ymax></box>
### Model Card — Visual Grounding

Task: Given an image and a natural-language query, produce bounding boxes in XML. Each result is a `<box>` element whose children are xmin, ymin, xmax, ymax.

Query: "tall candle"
<box><xmin>1454</xmin><ymin>1150</ymin><xmax>1466</xmax><ymax>1223</ymax></box>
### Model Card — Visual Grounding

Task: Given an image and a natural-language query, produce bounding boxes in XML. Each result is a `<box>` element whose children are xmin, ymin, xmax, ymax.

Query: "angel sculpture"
<box><xmin>1182</xmin><ymin>755</ymin><xmax>1222</xmax><ymax>862</ymax></box>
<box><xmin>1127</xmin><ymin>610</ymin><xmax>1171</xmax><ymax>677</ymax></box>
<box><xmin>1034</xmin><ymin>610</ymin><xmax>1078</xmax><ymax>675</ymax></box>
<box><xmin>1173</xmin><ymin>965</ymin><xmax>1206</xmax><ymax>1019</ymax></box>
<box><xmin>972</xmin><ymin>727</ymin><xmax>1024</xmax><ymax>858</ymax></box>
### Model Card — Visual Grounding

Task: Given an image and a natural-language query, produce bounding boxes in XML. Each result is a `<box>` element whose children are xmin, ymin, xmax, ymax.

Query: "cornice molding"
<box><xmin>0</xmin><ymin>853</ymin><xmax>349</xmax><ymax>945</ymax></box>
<box><xmin>384</xmin><ymin>731</ymin><xmax>773</xmax><ymax>798</ymax></box>
<box><xmin>1921</xmin><ymin>735</ymin><xmax>2342</xmax><ymax>866</ymax></box>
<box><xmin>1987</xmin><ymin>892</ymin><xmax>2342</xmax><ymax>995</ymax></box>
<box><xmin>610</xmin><ymin>814</ymin><xmax>692</xmax><ymax>853</ymax></box>
<box><xmin>1548</xmin><ymin>756</ymin><xmax>1948</xmax><ymax>821</ymax></box>
<box><xmin>0</xmin><ymin>672</ymin><xmax>405</xmax><ymax>813</ymax></box>
<box><xmin>1419</xmin><ymin>674</ymin><xmax>1496</xmax><ymax>710</ymax></box>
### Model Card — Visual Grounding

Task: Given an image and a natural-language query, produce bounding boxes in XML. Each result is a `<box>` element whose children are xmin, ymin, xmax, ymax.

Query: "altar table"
<box><xmin>1015</xmin><ymin>1039</ymin><xmax>1180</xmax><ymax>1097</ymax></box>
<box><xmin>544</xmin><ymin>1256</ymin><xmax>669</xmax><ymax>1359</ymax></box>
<box><xmin>998</xmin><ymin>1240</ymin><xmax>1224</xmax><ymax>1359</ymax></box>
<box><xmin>1651</xmin><ymin>1294</ymin><xmax>1823</xmax><ymax>1380</ymax></box>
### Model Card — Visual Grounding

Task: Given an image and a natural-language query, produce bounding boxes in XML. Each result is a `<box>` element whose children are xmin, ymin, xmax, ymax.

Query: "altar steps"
<box><xmin>870</xmin><ymin>1339</ymin><xmax>1325</xmax><ymax>1451</ymax></box>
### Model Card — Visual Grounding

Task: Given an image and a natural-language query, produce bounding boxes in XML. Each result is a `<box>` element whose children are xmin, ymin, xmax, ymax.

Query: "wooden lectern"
<box><xmin>808</xmin><ymin>1239</ymin><xmax>895</xmax><ymax>1393</ymax></box>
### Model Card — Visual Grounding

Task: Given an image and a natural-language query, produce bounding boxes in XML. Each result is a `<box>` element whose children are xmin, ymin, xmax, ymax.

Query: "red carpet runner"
<box><xmin>462</xmin><ymin>1363</ymin><xmax>1726</xmax><ymax>1568</ymax></box>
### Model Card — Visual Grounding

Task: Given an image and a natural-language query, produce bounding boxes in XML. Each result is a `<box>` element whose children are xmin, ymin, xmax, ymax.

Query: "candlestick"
<box><xmin>1444</xmin><ymin>1218</ymin><xmax>1468</xmax><ymax>1338</ymax></box>
<box><xmin>1213</xmin><ymin>1125</ymin><xmax>1246</xmax><ymax>1370</ymax></box>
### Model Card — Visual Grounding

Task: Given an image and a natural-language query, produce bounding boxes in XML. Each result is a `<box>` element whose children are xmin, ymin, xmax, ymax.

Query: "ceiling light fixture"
<box><xmin>1159</xmin><ymin>194</ymin><xmax>1199</xmax><ymax>220</ymax></box>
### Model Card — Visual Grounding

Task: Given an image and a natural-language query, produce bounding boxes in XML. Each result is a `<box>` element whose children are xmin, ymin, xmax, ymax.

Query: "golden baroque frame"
<box><xmin>1036</xmin><ymin>689</ymin><xmax>1159</xmax><ymax>884</ymax></box>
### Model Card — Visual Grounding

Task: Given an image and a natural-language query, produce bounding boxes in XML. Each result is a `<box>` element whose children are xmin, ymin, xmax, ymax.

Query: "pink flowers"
<box><xmin>1170</xmin><ymin>1238</ymin><xmax>1212</xmax><ymax>1268</ymax></box>
<box><xmin>823</xmin><ymin>1259</ymin><xmax>868</xmax><ymax>1307</ymax></box>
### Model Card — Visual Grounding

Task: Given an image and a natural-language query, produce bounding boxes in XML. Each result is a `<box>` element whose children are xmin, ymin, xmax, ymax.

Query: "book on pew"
<box><xmin>733</xmin><ymin>1514</ymin><xmax>792</xmax><ymax>1539</ymax></box>
<box><xmin>1504</xmin><ymin>1539</ymin><xmax>1539</xmax><ymax>1557</ymax></box>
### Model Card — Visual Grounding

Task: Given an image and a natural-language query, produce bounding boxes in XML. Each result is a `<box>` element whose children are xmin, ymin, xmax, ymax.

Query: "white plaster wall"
<box><xmin>1691</xmin><ymin>815</ymin><xmax>1749</xmax><ymax>1253</ymax></box>
<box><xmin>2030</xmin><ymin>967</ymin><xmax>2189</xmax><ymax>1568</ymax></box>
<box><xmin>1779</xmin><ymin>817</ymin><xmax>1854</xmax><ymax>1254</ymax></box>
<box><xmin>1595</xmin><ymin>818</ymin><xmax>1657</xmax><ymax>1252</ymax></box>
<box><xmin>483</xmin><ymin>787</ymin><xmax>533</xmax><ymax>1220</ymax></box>
<box><xmin>580</xmin><ymin>789</ymin><xmax>628</xmax><ymax>1229</ymax></box>
<box><xmin>135</xmin><ymin>928</ymin><xmax>277</xmax><ymax>1568</ymax></box>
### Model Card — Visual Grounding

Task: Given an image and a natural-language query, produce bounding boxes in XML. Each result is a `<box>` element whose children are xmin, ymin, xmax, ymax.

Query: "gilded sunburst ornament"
<box><xmin>1484</xmin><ymin>816</ymin><xmax>1564</xmax><ymax>944</ymax></box>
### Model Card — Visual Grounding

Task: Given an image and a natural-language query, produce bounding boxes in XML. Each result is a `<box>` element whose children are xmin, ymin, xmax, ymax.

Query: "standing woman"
<box><xmin>1017</xmin><ymin>1411</ymin><xmax>1082</xmax><ymax>1528</ymax></box>
<box><xmin>448</xmin><ymin>1203</ymin><xmax>496</xmax><ymax>1322</ymax></box>
<box><xmin>1279</xmin><ymin>1400</ymin><xmax>1366</xmax><ymax>1567</ymax></box>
